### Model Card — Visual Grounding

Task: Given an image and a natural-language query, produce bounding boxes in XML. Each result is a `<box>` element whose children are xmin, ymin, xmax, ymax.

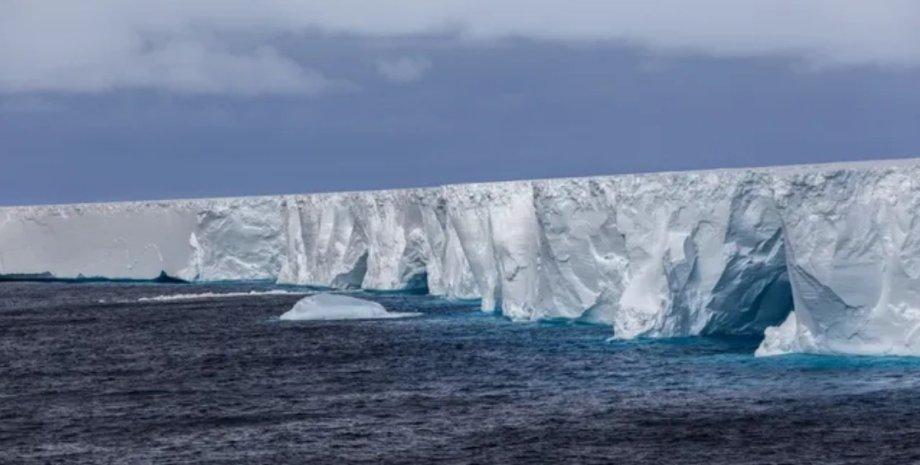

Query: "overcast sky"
<box><xmin>2</xmin><ymin>1</ymin><xmax>920</xmax><ymax>205</ymax></box>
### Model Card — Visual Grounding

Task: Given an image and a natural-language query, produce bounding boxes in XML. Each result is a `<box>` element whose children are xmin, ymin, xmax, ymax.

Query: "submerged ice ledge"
<box><xmin>3</xmin><ymin>158</ymin><xmax>920</xmax><ymax>356</ymax></box>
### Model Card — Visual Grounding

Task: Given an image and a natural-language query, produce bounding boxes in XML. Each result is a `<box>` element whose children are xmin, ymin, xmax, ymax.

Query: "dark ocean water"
<box><xmin>3</xmin><ymin>282</ymin><xmax>920</xmax><ymax>464</ymax></box>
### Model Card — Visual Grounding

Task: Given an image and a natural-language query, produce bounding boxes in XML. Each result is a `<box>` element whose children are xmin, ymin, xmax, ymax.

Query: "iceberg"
<box><xmin>278</xmin><ymin>294</ymin><xmax>420</xmax><ymax>321</ymax></box>
<box><xmin>3</xmin><ymin>158</ymin><xmax>920</xmax><ymax>355</ymax></box>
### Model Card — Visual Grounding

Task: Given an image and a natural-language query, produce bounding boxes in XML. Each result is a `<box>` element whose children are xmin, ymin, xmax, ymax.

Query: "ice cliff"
<box><xmin>3</xmin><ymin>159</ymin><xmax>919</xmax><ymax>356</ymax></box>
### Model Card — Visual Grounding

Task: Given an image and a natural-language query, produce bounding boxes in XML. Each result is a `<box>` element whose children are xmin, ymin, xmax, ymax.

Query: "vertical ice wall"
<box><xmin>0</xmin><ymin>200</ymin><xmax>199</xmax><ymax>279</ymax></box>
<box><xmin>758</xmin><ymin>164</ymin><xmax>920</xmax><ymax>355</ymax></box>
<box><xmin>3</xmin><ymin>159</ymin><xmax>920</xmax><ymax>355</ymax></box>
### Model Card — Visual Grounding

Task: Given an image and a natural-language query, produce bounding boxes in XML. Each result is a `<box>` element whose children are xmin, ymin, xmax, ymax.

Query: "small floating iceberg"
<box><xmin>279</xmin><ymin>294</ymin><xmax>421</xmax><ymax>321</ymax></box>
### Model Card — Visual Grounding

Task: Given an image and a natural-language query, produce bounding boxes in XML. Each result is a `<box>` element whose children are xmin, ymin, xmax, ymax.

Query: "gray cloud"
<box><xmin>0</xmin><ymin>2</ymin><xmax>351</xmax><ymax>95</ymax></box>
<box><xmin>0</xmin><ymin>96</ymin><xmax>65</xmax><ymax>114</ymax></box>
<box><xmin>376</xmin><ymin>57</ymin><xmax>431</xmax><ymax>83</ymax></box>
<box><xmin>1</xmin><ymin>41</ymin><xmax>350</xmax><ymax>95</ymax></box>
<box><xmin>2</xmin><ymin>1</ymin><xmax>918</xmax><ymax>95</ymax></box>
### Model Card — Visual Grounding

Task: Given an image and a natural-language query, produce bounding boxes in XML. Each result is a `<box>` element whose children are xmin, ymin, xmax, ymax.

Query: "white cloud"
<box><xmin>0</xmin><ymin>40</ymin><xmax>349</xmax><ymax>95</ymax></box>
<box><xmin>0</xmin><ymin>2</ymin><xmax>351</xmax><ymax>95</ymax></box>
<box><xmin>1</xmin><ymin>1</ymin><xmax>918</xmax><ymax>95</ymax></box>
<box><xmin>376</xmin><ymin>57</ymin><xmax>431</xmax><ymax>83</ymax></box>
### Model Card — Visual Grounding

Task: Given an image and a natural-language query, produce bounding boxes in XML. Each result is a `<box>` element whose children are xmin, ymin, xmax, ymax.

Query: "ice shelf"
<box><xmin>4</xmin><ymin>158</ymin><xmax>920</xmax><ymax>355</ymax></box>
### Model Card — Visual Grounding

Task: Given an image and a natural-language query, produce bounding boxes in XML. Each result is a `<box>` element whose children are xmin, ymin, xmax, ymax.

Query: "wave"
<box><xmin>137</xmin><ymin>290</ymin><xmax>307</xmax><ymax>302</ymax></box>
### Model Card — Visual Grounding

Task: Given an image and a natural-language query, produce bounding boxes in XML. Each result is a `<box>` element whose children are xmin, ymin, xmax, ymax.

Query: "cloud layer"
<box><xmin>2</xmin><ymin>1</ymin><xmax>918</xmax><ymax>95</ymax></box>
<box><xmin>376</xmin><ymin>57</ymin><xmax>432</xmax><ymax>83</ymax></box>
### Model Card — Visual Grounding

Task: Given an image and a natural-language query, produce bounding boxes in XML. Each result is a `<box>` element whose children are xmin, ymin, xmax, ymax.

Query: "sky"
<box><xmin>2</xmin><ymin>1</ymin><xmax>920</xmax><ymax>205</ymax></box>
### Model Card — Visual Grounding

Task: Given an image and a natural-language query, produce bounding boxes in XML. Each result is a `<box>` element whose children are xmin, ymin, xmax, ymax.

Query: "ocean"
<box><xmin>3</xmin><ymin>281</ymin><xmax>920</xmax><ymax>464</ymax></box>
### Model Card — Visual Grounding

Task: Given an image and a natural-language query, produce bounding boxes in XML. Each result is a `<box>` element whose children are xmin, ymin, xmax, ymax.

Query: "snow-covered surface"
<box><xmin>278</xmin><ymin>294</ymin><xmax>420</xmax><ymax>321</ymax></box>
<box><xmin>4</xmin><ymin>158</ymin><xmax>920</xmax><ymax>355</ymax></box>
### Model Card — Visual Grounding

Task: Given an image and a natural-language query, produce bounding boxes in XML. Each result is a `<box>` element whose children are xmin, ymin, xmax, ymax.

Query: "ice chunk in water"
<box><xmin>279</xmin><ymin>294</ymin><xmax>421</xmax><ymax>321</ymax></box>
